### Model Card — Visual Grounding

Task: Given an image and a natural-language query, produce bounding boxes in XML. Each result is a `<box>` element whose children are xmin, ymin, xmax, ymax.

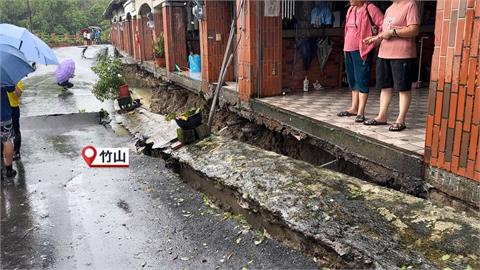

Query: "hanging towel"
<box><xmin>310</xmin><ymin>2</ymin><xmax>334</xmax><ymax>27</ymax></box>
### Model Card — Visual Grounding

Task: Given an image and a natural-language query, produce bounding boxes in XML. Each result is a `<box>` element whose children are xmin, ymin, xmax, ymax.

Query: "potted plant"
<box><xmin>153</xmin><ymin>32</ymin><xmax>165</xmax><ymax>68</ymax></box>
<box><xmin>91</xmin><ymin>55</ymin><xmax>136</xmax><ymax>110</ymax></box>
<box><xmin>165</xmin><ymin>107</ymin><xmax>202</xmax><ymax>129</ymax></box>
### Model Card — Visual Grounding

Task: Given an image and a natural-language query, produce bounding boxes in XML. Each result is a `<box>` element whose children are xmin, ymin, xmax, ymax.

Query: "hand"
<box><xmin>14</xmin><ymin>89</ymin><xmax>22</xmax><ymax>98</ymax></box>
<box><xmin>381</xmin><ymin>30</ymin><xmax>394</xmax><ymax>40</ymax></box>
<box><xmin>363</xmin><ymin>36</ymin><xmax>380</xmax><ymax>44</ymax></box>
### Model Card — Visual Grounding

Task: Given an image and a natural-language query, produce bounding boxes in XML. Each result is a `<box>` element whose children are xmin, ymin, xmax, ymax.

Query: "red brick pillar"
<box><xmin>162</xmin><ymin>4</ymin><xmax>187</xmax><ymax>73</ymax></box>
<box><xmin>425</xmin><ymin>0</ymin><xmax>480</xmax><ymax>181</ymax></box>
<box><xmin>125</xmin><ymin>20</ymin><xmax>133</xmax><ymax>56</ymax></box>
<box><xmin>133</xmin><ymin>16</ymin><xmax>142</xmax><ymax>60</ymax></box>
<box><xmin>237</xmin><ymin>0</ymin><xmax>282</xmax><ymax>101</ymax></box>
<box><xmin>199</xmin><ymin>0</ymin><xmax>233</xmax><ymax>91</ymax></box>
<box><xmin>153</xmin><ymin>11</ymin><xmax>163</xmax><ymax>38</ymax></box>
<box><xmin>111</xmin><ymin>23</ymin><xmax>117</xmax><ymax>46</ymax></box>
<box><xmin>140</xmin><ymin>16</ymin><xmax>154</xmax><ymax>60</ymax></box>
<box><xmin>119</xmin><ymin>22</ymin><xmax>124</xmax><ymax>51</ymax></box>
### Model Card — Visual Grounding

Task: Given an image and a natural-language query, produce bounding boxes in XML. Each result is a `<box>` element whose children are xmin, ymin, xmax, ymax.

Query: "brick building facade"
<box><xmin>105</xmin><ymin>0</ymin><xmax>479</xmax><ymax>204</ymax></box>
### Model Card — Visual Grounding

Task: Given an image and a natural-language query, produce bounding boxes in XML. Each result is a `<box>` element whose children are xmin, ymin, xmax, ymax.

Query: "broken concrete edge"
<box><xmin>118</xmin><ymin>51</ymin><xmax>477</xmax><ymax>208</ymax></box>
<box><xmin>21</xmin><ymin>112</ymin><xmax>101</xmax><ymax>130</ymax></box>
<box><xmin>157</xmin><ymin>136</ymin><xmax>479</xmax><ymax>270</ymax></box>
<box><xmin>251</xmin><ymin>99</ymin><xmax>423</xmax><ymax>174</ymax></box>
<box><xmin>426</xmin><ymin>166</ymin><xmax>480</xmax><ymax>208</ymax></box>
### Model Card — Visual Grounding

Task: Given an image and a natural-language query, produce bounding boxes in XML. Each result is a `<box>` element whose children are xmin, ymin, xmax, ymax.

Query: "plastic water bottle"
<box><xmin>303</xmin><ymin>76</ymin><xmax>309</xmax><ymax>92</ymax></box>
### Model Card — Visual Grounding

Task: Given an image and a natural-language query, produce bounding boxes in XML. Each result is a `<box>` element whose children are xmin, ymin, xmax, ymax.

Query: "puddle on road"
<box><xmin>46</xmin><ymin>135</ymin><xmax>78</xmax><ymax>159</ymax></box>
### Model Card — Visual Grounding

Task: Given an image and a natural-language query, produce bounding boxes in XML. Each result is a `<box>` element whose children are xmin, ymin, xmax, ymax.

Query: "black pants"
<box><xmin>58</xmin><ymin>81</ymin><xmax>74</xmax><ymax>89</ymax></box>
<box><xmin>11</xmin><ymin>107</ymin><xmax>21</xmax><ymax>154</ymax></box>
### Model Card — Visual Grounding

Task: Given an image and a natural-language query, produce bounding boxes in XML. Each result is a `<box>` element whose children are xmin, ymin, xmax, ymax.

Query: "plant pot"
<box><xmin>175</xmin><ymin>111</ymin><xmax>202</xmax><ymax>130</ymax></box>
<box><xmin>118</xmin><ymin>84</ymin><xmax>130</xmax><ymax>98</ymax></box>
<box><xmin>155</xmin><ymin>56</ymin><xmax>166</xmax><ymax>68</ymax></box>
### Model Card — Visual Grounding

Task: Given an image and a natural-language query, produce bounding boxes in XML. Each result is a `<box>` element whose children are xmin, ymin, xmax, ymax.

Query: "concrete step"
<box><xmin>119</xmin><ymin>109</ymin><xmax>480</xmax><ymax>269</ymax></box>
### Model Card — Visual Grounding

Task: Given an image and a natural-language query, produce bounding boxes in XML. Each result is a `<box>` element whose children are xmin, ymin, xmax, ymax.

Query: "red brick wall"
<box><xmin>141</xmin><ymin>16</ymin><xmax>154</xmax><ymax>60</ymax></box>
<box><xmin>425</xmin><ymin>0</ymin><xmax>480</xmax><ymax>181</ymax></box>
<box><xmin>163</xmin><ymin>6</ymin><xmax>188</xmax><ymax>72</ymax></box>
<box><xmin>200</xmin><ymin>0</ymin><xmax>233</xmax><ymax>90</ymax></box>
<box><xmin>125</xmin><ymin>20</ymin><xmax>133</xmax><ymax>56</ymax></box>
<box><xmin>154</xmin><ymin>12</ymin><xmax>163</xmax><ymax>39</ymax></box>
<box><xmin>260</xmin><ymin>15</ymin><xmax>282</xmax><ymax>97</ymax></box>
<box><xmin>237</xmin><ymin>0</ymin><xmax>282</xmax><ymax>100</ymax></box>
<box><xmin>237</xmin><ymin>0</ymin><xmax>257</xmax><ymax>100</ymax></box>
<box><xmin>132</xmin><ymin>17</ymin><xmax>141</xmax><ymax>60</ymax></box>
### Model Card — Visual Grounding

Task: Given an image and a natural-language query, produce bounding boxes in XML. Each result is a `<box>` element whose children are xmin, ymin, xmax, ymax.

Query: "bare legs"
<box><xmin>3</xmin><ymin>141</ymin><xmax>13</xmax><ymax>167</ymax></box>
<box><xmin>397</xmin><ymin>91</ymin><xmax>411</xmax><ymax>124</ymax></box>
<box><xmin>374</xmin><ymin>88</ymin><xmax>393</xmax><ymax>122</ymax></box>
<box><xmin>347</xmin><ymin>90</ymin><xmax>359</xmax><ymax>114</ymax></box>
<box><xmin>358</xmin><ymin>92</ymin><xmax>368</xmax><ymax>116</ymax></box>
<box><xmin>373</xmin><ymin>88</ymin><xmax>411</xmax><ymax>124</ymax></box>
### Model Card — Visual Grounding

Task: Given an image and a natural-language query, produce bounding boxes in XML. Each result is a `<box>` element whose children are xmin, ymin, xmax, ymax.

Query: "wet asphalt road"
<box><xmin>0</xmin><ymin>46</ymin><xmax>317</xmax><ymax>269</ymax></box>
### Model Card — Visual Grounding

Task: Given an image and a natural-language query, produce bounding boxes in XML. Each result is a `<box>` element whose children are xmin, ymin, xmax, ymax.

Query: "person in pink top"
<box><xmin>363</xmin><ymin>0</ymin><xmax>420</xmax><ymax>131</ymax></box>
<box><xmin>338</xmin><ymin>0</ymin><xmax>383</xmax><ymax>123</ymax></box>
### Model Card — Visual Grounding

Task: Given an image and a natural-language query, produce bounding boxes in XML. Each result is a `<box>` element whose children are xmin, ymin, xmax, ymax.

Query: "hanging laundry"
<box><xmin>265</xmin><ymin>0</ymin><xmax>280</xmax><ymax>17</ymax></box>
<box><xmin>316</xmin><ymin>37</ymin><xmax>332</xmax><ymax>70</ymax></box>
<box><xmin>310</xmin><ymin>2</ymin><xmax>334</xmax><ymax>27</ymax></box>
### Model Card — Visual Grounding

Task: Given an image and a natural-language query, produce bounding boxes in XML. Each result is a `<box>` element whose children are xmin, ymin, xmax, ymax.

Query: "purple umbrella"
<box><xmin>55</xmin><ymin>59</ymin><xmax>75</xmax><ymax>84</ymax></box>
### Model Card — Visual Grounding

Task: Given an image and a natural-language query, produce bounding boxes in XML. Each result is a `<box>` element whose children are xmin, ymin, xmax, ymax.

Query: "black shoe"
<box><xmin>13</xmin><ymin>152</ymin><xmax>21</xmax><ymax>160</ymax></box>
<box><xmin>5</xmin><ymin>169</ymin><xmax>17</xmax><ymax>178</ymax></box>
<box><xmin>355</xmin><ymin>115</ymin><xmax>365</xmax><ymax>123</ymax></box>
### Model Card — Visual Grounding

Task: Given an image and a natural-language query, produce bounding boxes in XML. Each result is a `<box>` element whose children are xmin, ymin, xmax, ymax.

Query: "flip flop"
<box><xmin>355</xmin><ymin>115</ymin><xmax>365</xmax><ymax>123</ymax></box>
<box><xmin>337</xmin><ymin>111</ymin><xmax>357</xmax><ymax>117</ymax></box>
<box><xmin>389</xmin><ymin>122</ymin><xmax>407</xmax><ymax>131</ymax></box>
<box><xmin>364</xmin><ymin>119</ymin><xmax>388</xmax><ymax>126</ymax></box>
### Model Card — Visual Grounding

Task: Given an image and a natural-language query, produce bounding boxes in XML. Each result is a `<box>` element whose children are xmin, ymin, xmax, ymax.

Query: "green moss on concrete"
<box><xmin>166</xmin><ymin>136</ymin><xmax>480</xmax><ymax>269</ymax></box>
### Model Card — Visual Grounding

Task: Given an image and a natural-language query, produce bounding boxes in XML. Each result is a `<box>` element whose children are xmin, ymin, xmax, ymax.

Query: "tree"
<box><xmin>0</xmin><ymin>0</ymin><xmax>110</xmax><ymax>35</ymax></box>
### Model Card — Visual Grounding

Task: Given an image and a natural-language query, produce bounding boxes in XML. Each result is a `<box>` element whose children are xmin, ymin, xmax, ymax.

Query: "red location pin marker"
<box><xmin>82</xmin><ymin>146</ymin><xmax>97</xmax><ymax>167</ymax></box>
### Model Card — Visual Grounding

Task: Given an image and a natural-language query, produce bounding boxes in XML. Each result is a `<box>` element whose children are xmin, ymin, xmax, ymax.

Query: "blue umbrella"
<box><xmin>0</xmin><ymin>44</ymin><xmax>34</xmax><ymax>87</ymax></box>
<box><xmin>0</xmin><ymin>23</ymin><xmax>58</xmax><ymax>65</ymax></box>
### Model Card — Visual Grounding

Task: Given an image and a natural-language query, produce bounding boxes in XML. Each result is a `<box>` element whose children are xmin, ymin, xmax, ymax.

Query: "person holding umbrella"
<box><xmin>0</xmin><ymin>44</ymin><xmax>34</xmax><ymax>179</ymax></box>
<box><xmin>7</xmin><ymin>80</ymin><xmax>24</xmax><ymax>160</ymax></box>
<box><xmin>0</xmin><ymin>23</ymin><xmax>59</xmax><ymax>65</ymax></box>
<box><xmin>55</xmin><ymin>59</ymin><xmax>75</xmax><ymax>90</ymax></box>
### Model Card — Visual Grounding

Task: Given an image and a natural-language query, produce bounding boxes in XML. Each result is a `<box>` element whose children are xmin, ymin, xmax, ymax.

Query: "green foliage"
<box><xmin>0</xmin><ymin>0</ymin><xmax>110</xmax><ymax>35</ymax></box>
<box><xmin>165</xmin><ymin>107</ymin><xmax>201</xmax><ymax>121</ymax></box>
<box><xmin>153</xmin><ymin>32</ymin><xmax>165</xmax><ymax>57</ymax></box>
<box><xmin>91</xmin><ymin>55</ymin><xmax>125</xmax><ymax>102</ymax></box>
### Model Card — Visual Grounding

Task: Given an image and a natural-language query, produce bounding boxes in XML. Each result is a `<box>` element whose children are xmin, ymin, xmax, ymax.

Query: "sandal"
<box><xmin>364</xmin><ymin>119</ymin><xmax>388</xmax><ymax>126</ymax></box>
<box><xmin>337</xmin><ymin>111</ymin><xmax>357</xmax><ymax>117</ymax></box>
<box><xmin>389</xmin><ymin>122</ymin><xmax>407</xmax><ymax>131</ymax></box>
<box><xmin>355</xmin><ymin>115</ymin><xmax>365</xmax><ymax>123</ymax></box>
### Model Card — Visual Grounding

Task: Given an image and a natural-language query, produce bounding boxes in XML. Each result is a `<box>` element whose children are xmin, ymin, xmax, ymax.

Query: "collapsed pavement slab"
<box><xmin>119</xmin><ymin>111</ymin><xmax>479</xmax><ymax>269</ymax></box>
<box><xmin>162</xmin><ymin>136</ymin><xmax>479</xmax><ymax>269</ymax></box>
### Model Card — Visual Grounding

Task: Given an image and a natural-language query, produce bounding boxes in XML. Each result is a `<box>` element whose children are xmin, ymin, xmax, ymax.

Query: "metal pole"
<box><xmin>207</xmin><ymin>18</ymin><xmax>236</xmax><ymax>129</ymax></box>
<box><xmin>207</xmin><ymin>0</ymin><xmax>245</xmax><ymax>129</ymax></box>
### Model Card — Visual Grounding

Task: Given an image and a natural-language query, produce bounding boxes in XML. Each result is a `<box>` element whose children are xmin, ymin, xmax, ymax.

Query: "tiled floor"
<box><xmin>259</xmin><ymin>88</ymin><xmax>429</xmax><ymax>155</ymax></box>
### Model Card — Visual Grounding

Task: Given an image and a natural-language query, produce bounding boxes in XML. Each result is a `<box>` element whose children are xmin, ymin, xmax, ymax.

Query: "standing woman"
<box><xmin>363</xmin><ymin>0</ymin><xmax>420</xmax><ymax>131</ymax></box>
<box><xmin>338</xmin><ymin>0</ymin><xmax>383</xmax><ymax>123</ymax></box>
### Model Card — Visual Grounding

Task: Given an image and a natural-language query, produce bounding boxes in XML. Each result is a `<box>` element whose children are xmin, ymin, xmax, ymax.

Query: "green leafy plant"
<box><xmin>91</xmin><ymin>55</ymin><xmax>125</xmax><ymax>102</ymax></box>
<box><xmin>165</xmin><ymin>107</ymin><xmax>201</xmax><ymax>121</ymax></box>
<box><xmin>153</xmin><ymin>32</ymin><xmax>165</xmax><ymax>58</ymax></box>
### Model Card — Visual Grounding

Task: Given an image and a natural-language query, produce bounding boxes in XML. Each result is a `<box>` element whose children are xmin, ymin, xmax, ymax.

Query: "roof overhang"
<box><xmin>103</xmin><ymin>0</ymin><xmax>128</xmax><ymax>19</ymax></box>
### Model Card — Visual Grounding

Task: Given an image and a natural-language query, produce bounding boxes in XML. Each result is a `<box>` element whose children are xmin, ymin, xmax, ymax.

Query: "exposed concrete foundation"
<box><xmin>426</xmin><ymin>166</ymin><xmax>480</xmax><ymax>210</ymax></box>
<box><xmin>122</xmin><ymin>64</ymin><xmax>479</xmax><ymax>211</ymax></box>
<box><xmin>116</xmin><ymin>105</ymin><xmax>480</xmax><ymax>269</ymax></box>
